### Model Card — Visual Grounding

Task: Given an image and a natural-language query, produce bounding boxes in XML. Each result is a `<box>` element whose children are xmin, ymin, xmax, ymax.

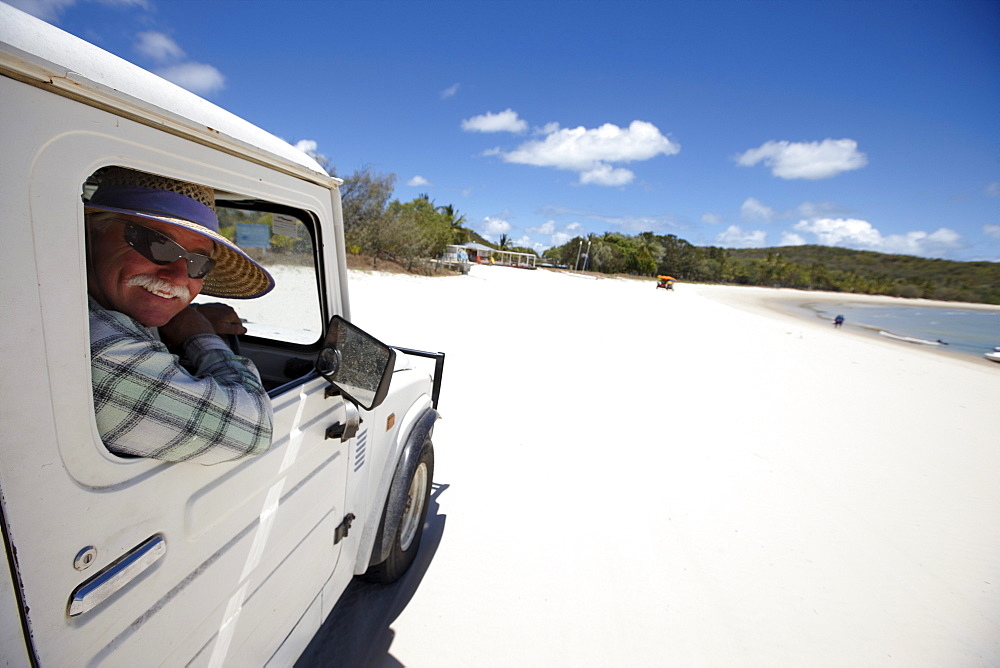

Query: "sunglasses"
<box><xmin>122</xmin><ymin>221</ymin><xmax>216</xmax><ymax>279</ymax></box>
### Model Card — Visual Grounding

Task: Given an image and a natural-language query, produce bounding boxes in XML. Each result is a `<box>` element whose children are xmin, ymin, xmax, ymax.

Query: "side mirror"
<box><xmin>316</xmin><ymin>315</ymin><xmax>396</xmax><ymax>410</ymax></box>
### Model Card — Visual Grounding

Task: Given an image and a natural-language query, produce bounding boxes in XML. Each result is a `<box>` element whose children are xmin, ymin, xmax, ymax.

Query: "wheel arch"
<box><xmin>352</xmin><ymin>400</ymin><xmax>437</xmax><ymax>575</ymax></box>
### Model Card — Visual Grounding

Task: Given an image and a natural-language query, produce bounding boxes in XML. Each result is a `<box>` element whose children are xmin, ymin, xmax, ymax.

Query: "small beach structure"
<box><xmin>458</xmin><ymin>242</ymin><xmax>537</xmax><ymax>269</ymax></box>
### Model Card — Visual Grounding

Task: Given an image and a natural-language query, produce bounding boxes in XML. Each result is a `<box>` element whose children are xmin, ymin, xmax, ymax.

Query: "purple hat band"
<box><xmin>88</xmin><ymin>185</ymin><xmax>219</xmax><ymax>231</ymax></box>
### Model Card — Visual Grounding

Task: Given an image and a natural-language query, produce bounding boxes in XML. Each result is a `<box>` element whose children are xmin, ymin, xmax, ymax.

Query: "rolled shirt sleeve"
<box><xmin>89</xmin><ymin>298</ymin><xmax>274</xmax><ymax>464</ymax></box>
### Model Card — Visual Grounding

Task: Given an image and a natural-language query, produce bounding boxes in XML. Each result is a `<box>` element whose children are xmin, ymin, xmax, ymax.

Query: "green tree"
<box><xmin>333</xmin><ymin>166</ymin><xmax>396</xmax><ymax>252</ymax></box>
<box><xmin>657</xmin><ymin>234</ymin><xmax>698</xmax><ymax>279</ymax></box>
<box><xmin>633</xmin><ymin>232</ymin><xmax>663</xmax><ymax>276</ymax></box>
<box><xmin>539</xmin><ymin>232</ymin><xmax>1000</xmax><ymax>304</ymax></box>
<box><xmin>437</xmin><ymin>203</ymin><xmax>468</xmax><ymax>243</ymax></box>
<box><xmin>384</xmin><ymin>196</ymin><xmax>453</xmax><ymax>269</ymax></box>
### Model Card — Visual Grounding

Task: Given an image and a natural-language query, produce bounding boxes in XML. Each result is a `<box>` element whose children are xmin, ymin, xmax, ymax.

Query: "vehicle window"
<box><xmin>83</xmin><ymin>167</ymin><xmax>326</xmax><ymax>399</ymax></box>
<box><xmin>198</xmin><ymin>203</ymin><xmax>323</xmax><ymax>345</ymax></box>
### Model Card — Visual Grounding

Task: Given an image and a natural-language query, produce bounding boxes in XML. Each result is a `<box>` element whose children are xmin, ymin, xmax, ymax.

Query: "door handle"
<box><xmin>67</xmin><ymin>534</ymin><xmax>166</xmax><ymax>617</ymax></box>
<box><xmin>325</xmin><ymin>401</ymin><xmax>361</xmax><ymax>442</ymax></box>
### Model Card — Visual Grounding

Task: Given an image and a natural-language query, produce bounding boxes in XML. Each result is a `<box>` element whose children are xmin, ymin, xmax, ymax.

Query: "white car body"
<box><xmin>0</xmin><ymin>4</ymin><xmax>442</xmax><ymax>665</ymax></box>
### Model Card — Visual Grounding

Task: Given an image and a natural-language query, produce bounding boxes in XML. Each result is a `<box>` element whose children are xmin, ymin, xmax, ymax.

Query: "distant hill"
<box><xmin>727</xmin><ymin>245</ymin><xmax>994</xmax><ymax>276</ymax></box>
<box><xmin>542</xmin><ymin>232</ymin><xmax>1000</xmax><ymax>304</ymax></box>
<box><xmin>452</xmin><ymin>226</ymin><xmax>492</xmax><ymax>247</ymax></box>
<box><xmin>725</xmin><ymin>245</ymin><xmax>1000</xmax><ymax>304</ymax></box>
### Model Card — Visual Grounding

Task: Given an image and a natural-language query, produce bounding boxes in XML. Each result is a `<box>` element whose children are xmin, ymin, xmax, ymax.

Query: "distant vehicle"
<box><xmin>435</xmin><ymin>244</ymin><xmax>473</xmax><ymax>274</ymax></box>
<box><xmin>0</xmin><ymin>4</ymin><xmax>444</xmax><ymax>665</ymax></box>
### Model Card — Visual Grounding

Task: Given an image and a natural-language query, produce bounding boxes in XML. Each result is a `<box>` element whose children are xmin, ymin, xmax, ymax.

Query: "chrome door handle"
<box><xmin>325</xmin><ymin>401</ymin><xmax>361</xmax><ymax>442</ymax></box>
<box><xmin>67</xmin><ymin>534</ymin><xmax>166</xmax><ymax>617</ymax></box>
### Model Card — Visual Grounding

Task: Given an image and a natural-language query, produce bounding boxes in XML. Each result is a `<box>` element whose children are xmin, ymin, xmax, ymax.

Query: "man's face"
<box><xmin>87</xmin><ymin>216</ymin><xmax>211</xmax><ymax>327</ymax></box>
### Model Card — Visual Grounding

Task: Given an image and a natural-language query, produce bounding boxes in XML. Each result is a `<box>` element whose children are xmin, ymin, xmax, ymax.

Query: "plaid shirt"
<box><xmin>89</xmin><ymin>297</ymin><xmax>274</xmax><ymax>464</ymax></box>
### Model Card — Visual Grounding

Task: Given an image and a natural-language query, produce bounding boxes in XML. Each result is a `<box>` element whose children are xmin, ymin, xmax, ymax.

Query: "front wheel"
<box><xmin>362</xmin><ymin>438</ymin><xmax>434</xmax><ymax>583</ymax></box>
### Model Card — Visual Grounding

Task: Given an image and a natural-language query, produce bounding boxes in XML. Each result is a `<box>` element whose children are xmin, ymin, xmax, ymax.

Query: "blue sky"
<box><xmin>12</xmin><ymin>0</ymin><xmax>1000</xmax><ymax>261</ymax></box>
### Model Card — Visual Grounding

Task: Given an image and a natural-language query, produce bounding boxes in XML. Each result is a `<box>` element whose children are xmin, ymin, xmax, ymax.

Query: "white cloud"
<box><xmin>528</xmin><ymin>220</ymin><xmax>556</xmax><ymax>235</ymax></box>
<box><xmin>156</xmin><ymin>62</ymin><xmax>225</xmax><ymax>94</ymax></box>
<box><xmin>794</xmin><ymin>218</ymin><xmax>883</xmax><ymax>247</ymax></box>
<box><xmin>794</xmin><ymin>218</ymin><xmax>963</xmax><ymax>256</ymax></box>
<box><xmin>498</xmin><ymin>120</ymin><xmax>679</xmax><ymax>187</ymax></box>
<box><xmin>294</xmin><ymin>139</ymin><xmax>317</xmax><ymax>153</ymax></box>
<box><xmin>735</xmin><ymin>138</ymin><xmax>868</xmax><ymax>180</ymax></box>
<box><xmin>13</xmin><ymin>0</ymin><xmax>225</xmax><ymax>97</ymax></box>
<box><xmin>741</xmin><ymin>197</ymin><xmax>778</xmax><ymax>223</ymax></box>
<box><xmin>508</xmin><ymin>235</ymin><xmax>549</xmax><ymax>254</ymax></box>
<box><xmin>986</xmin><ymin>182</ymin><xmax>1000</xmax><ymax>197</ymax></box>
<box><xmin>578</xmin><ymin>164</ymin><xmax>635</xmax><ymax>186</ymax></box>
<box><xmin>135</xmin><ymin>31</ymin><xmax>184</xmax><ymax>63</ymax></box>
<box><xmin>440</xmin><ymin>83</ymin><xmax>460</xmax><ymax>100</ymax></box>
<box><xmin>779</xmin><ymin>231</ymin><xmax>807</xmax><ymax>246</ymax></box>
<box><xmin>715</xmin><ymin>225</ymin><xmax>767</xmax><ymax>248</ymax></box>
<box><xmin>478</xmin><ymin>216</ymin><xmax>512</xmax><ymax>241</ymax></box>
<box><xmin>127</xmin><ymin>29</ymin><xmax>225</xmax><ymax>98</ymax></box>
<box><xmin>462</xmin><ymin>109</ymin><xmax>528</xmax><ymax>134</ymax></box>
<box><xmin>701</xmin><ymin>213</ymin><xmax>723</xmax><ymax>225</ymax></box>
<box><xmin>525</xmin><ymin>219</ymin><xmax>584</xmax><ymax>249</ymax></box>
<box><xmin>983</xmin><ymin>224</ymin><xmax>1000</xmax><ymax>239</ymax></box>
<box><xmin>407</xmin><ymin>175</ymin><xmax>431</xmax><ymax>187</ymax></box>
<box><xmin>293</xmin><ymin>139</ymin><xmax>328</xmax><ymax>165</ymax></box>
<box><xmin>549</xmin><ymin>232</ymin><xmax>573</xmax><ymax>247</ymax></box>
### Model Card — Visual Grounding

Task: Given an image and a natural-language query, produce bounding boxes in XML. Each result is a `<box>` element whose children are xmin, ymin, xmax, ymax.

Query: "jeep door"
<box><xmin>0</xmin><ymin>74</ymin><xmax>352</xmax><ymax>665</ymax></box>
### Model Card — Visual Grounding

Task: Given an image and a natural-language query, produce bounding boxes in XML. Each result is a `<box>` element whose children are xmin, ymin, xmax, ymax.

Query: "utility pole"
<box><xmin>574</xmin><ymin>240</ymin><xmax>583</xmax><ymax>271</ymax></box>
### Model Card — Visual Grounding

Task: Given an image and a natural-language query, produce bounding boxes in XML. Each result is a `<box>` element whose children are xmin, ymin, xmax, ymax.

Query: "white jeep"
<box><xmin>0</xmin><ymin>4</ymin><xmax>444</xmax><ymax>665</ymax></box>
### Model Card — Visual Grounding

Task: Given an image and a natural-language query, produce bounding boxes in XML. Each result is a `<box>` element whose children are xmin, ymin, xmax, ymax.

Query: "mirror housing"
<box><xmin>316</xmin><ymin>315</ymin><xmax>395</xmax><ymax>410</ymax></box>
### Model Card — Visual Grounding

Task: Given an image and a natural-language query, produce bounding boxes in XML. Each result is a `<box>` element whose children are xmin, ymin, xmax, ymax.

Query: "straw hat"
<box><xmin>85</xmin><ymin>167</ymin><xmax>274</xmax><ymax>299</ymax></box>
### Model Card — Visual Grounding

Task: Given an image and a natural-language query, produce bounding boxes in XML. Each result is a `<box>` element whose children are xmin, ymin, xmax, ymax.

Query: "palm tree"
<box><xmin>438</xmin><ymin>203</ymin><xmax>468</xmax><ymax>243</ymax></box>
<box><xmin>437</xmin><ymin>203</ymin><xmax>466</xmax><ymax>228</ymax></box>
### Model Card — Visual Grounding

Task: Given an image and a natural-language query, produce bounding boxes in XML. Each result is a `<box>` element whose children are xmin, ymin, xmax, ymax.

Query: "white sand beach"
<box><xmin>302</xmin><ymin>264</ymin><xmax>1000</xmax><ymax>666</ymax></box>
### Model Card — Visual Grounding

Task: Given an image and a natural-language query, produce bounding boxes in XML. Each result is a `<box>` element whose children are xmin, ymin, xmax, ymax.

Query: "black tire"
<box><xmin>362</xmin><ymin>438</ymin><xmax>434</xmax><ymax>583</ymax></box>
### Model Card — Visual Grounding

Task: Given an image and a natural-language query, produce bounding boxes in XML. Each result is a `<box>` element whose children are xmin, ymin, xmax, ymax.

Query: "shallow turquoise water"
<box><xmin>806</xmin><ymin>302</ymin><xmax>1000</xmax><ymax>359</ymax></box>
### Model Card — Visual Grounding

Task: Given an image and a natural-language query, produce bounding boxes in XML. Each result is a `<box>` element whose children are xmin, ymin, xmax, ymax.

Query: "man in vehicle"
<box><xmin>85</xmin><ymin>167</ymin><xmax>276</xmax><ymax>464</ymax></box>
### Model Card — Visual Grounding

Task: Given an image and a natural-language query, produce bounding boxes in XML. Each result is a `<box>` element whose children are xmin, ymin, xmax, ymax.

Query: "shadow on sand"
<box><xmin>295</xmin><ymin>482</ymin><xmax>449</xmax><ymax>667</ymax></box>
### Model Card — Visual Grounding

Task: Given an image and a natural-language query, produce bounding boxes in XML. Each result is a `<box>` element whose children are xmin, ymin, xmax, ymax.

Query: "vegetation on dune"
<box><xmin>327</xmin><ymin>165</ymin><xmax>520</xmax><ymax>272</ymax></box>
<box><xmin>543</xmin><ymin>234</ymin><xmax>1000</xmax><ymax>304</ymax></box>
<box><xmin>331</xmin><ymin>166</ymin><xmax>463</xmax><ymax>272</ymax></box>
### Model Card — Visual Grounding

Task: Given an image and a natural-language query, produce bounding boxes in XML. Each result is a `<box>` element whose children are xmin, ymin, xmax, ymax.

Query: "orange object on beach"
<box><xmin>656</xmin><ymin>276</ymin><xmax>676</xmax><ymax>290</ymax></box>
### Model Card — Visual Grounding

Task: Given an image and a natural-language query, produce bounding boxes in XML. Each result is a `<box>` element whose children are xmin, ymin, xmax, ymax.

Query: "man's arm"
<box><xmin>90</xmin><ymin>302</ymin><xmax>274</xmax><ymax>465</ymax></box>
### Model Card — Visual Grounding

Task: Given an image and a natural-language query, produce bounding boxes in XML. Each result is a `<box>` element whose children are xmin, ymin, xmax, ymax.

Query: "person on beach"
<box><xmin>85</xmin><ymin>167</ymin><xmax>276</xmax><ymax>464</ymax></box>
<box><xmin>834</xmin><ymin>314</ymin><xmax>845</xmax><ymax>328</ymax></box>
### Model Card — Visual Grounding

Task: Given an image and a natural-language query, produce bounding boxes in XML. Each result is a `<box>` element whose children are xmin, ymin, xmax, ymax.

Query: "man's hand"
<box><xmin>194</xmin><ymin>303</ymin><xmax>248</xmax><ymax>337</ymax></box>
<box><xmin>159</xmin><ymin>303</ymin><xmax>246</xmax><ymax>347</ymax></box>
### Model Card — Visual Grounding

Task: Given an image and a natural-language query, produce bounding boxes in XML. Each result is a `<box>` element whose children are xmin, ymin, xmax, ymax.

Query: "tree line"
<box><xmin>331</xmin><ymin>166</ymin><xmax>474</xmax><ymax>271</ymax></box>
<box><xmin>542</xmin><ymin>232</ymin><xmax>1000</xmax><ymax>305</ymax></box>
<box><xmin>331</xmin><ymin>165</ymin><xmax>544</xmax><ymax>268</ymax></box>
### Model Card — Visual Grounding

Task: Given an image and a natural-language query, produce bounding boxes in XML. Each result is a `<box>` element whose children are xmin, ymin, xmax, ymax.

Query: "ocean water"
<box><xmin>806</xmin><ymin>302</ymin><xmax>1000</xmax><ymax>359</ymax></box>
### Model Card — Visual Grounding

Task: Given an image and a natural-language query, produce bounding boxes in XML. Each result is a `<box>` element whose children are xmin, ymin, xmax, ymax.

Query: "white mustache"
<box><xmin>127</xmin><ymin>274</ymin><xmax>191</xmax><ymax>301</ymax></box>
